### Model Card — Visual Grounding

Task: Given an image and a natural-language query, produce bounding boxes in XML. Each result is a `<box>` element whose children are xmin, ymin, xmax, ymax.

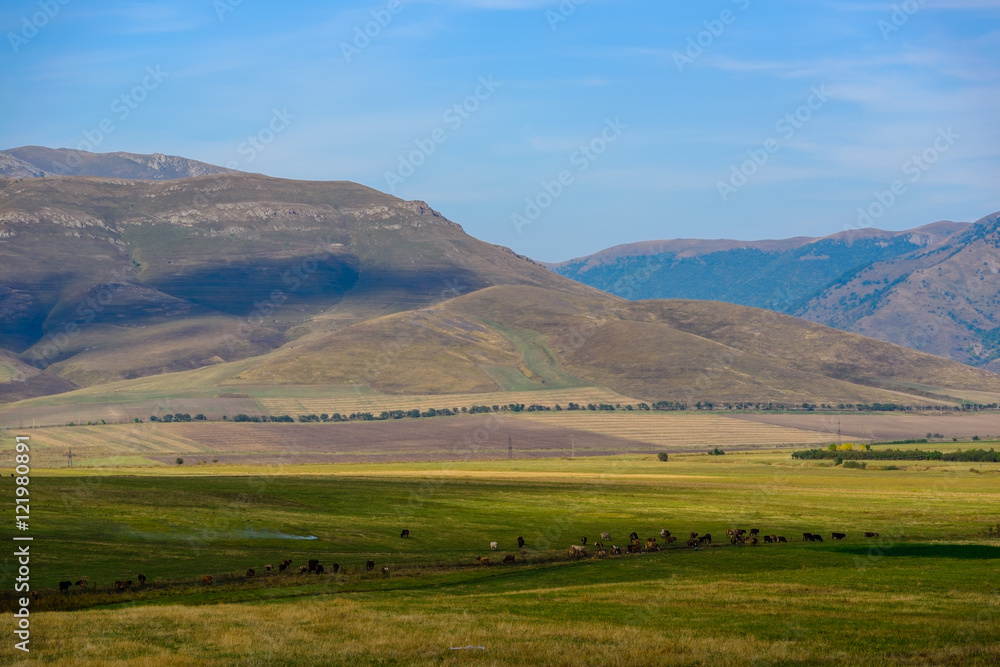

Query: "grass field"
<box><xmin>2</xmin><ymin>444</ymin><xmax>999</xmax><ymax>664</ymax></box>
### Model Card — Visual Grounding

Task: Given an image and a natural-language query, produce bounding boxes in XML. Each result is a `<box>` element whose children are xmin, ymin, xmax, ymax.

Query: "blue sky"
<box><xmin>2</xmin><ymin>0</ymin><xmax>998</xmax><ymax>261</ymax></box>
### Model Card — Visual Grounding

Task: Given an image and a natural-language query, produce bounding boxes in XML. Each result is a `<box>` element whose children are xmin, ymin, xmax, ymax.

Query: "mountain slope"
<box><xmin>796</xmin><ymin>212</ymin><xmax>1000</xmax><ymax>372</ymax></box>
<box><xmin>0</xmin><ymin>171</ymin><xmax>598</xmax><ymax>387</ymax></box>
<box><xmin>0</xmin><ymin>146</ymin><xmax>235</xmax><ymax>180</ymax></box>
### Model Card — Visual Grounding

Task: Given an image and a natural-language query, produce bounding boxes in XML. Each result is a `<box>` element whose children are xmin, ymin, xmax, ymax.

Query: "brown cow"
<box><xmin>381</xmin><ymin>566</ymin><xmax>389</xmax><ymax>576</ymax></box>
<box><xmin>75</xmin><ymin>579</ymin><xmax>87</xmax><ymax>589</ymax></box>
<box><xmin>629</xmin><ymin>532</ymin><xmax>638</xmax><ymax>541</ymax></box>
<box><xmin>137</xmin><ymin>573</ymin><xmax>146</xmax><ymax>586</ymax></box>
<box><xmin>864</xmin><ymin>532</ymin><xmax>879</xmax><ymax>538</ymax></box>
<box><xmin>701</xmin><ymin>533</ymin><xmax>712</xmax><ymax>544</ymax></box>
<box><xmin>645</xmin><ymin>538</ymin><xmax>659</xmax><ymax>551</ymax></box>
<box><xmin>627</xmin><ymin>544</ymin><xmax>642</xmax><ymax>554</ymax></box>
<box><xmin>769</xmin><ymin>534</ymin><xmax>778</xmax><ymax>543</ymax></box>
<box><xmin>689</xmin><ymin>532</ymin><xmax>699</xmax><ymax>539</ymax></box>
<box><xmin>245</xmin><ymin>568</ymin><xmax>255</xmax><ymax>579</ymax></box>
<box><xmin>502</xmin><ymin>554</ymin><xmax>516</xmax><ymax>564</ymax></box>
<box><xmin>366</xmin><ymin>560</ymin><xmax>375</xmax><ymax>571</ymax></box>
<box><xmin>265</xmin><ymin>565</ymin><xmax>273</xmax><ymax>573</ymax></box>
<box><xmin>594</xmin><ymin>541</ymin><xmax>604</xmax><ymax>551</ymax></box>
<box><xmin>749</xmin><ymin>537</ymin><xmax>759</xmax><ymax>546</ymax></box>
<box><xmin>665</xmin><ymin>535</ymin><xmax>677</xmax><ymax>544</ymax></box>
<box><xmin>203</xmin><ymin>575</ymin><xmax>213</xmax><ymax>585</ymax></box>
<box><xmin>568</xmin><ymin>545</ymin><xmax>587</xmax><ymax>558</ymax></box>
<box><xmin>476</xmin><ymin>556</ymin><xmax>490</xmax><ymax>566</ymax></box>
<box><xmin>686</xmin><ymin>539</ymin><xmax>697</xmax><ymax>547</ymax></box>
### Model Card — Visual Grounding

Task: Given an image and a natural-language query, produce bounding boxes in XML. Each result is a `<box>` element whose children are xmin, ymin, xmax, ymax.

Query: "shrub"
<box><xmin>842</xmin><ymin>460</ymin><xmax>866</xmax><ymax>469</ymax></box>
<box><xmin>657</xmin><ymin>452</ymin><xmax>669</xmax><ymax>462</ymax></box>
<box><xmin>175</xmin><ymin>458</ymin><xmax>184</xmax><ymax>465</ymax></box>
<box><xmin>709</xmin><ymin>448</ymin><xmax>725</xmax><ymax>456</ymax></box>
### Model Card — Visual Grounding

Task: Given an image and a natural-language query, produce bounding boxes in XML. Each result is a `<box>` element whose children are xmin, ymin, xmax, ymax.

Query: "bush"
<box><xmin>175</xmin><ymin>458</ymin><xmax>184</xmax><ymax>465</ymax></box>
<box><xmin>842</xmin><ymin>460</ymin><xmax>866</xmax><ymax>469</ymax></box>
<box><xmin>709</xmin><ymin>448</ymin><xmax>725</xmax><ymax>456</ymax></box>
<box><xmin>657</xmin><ymin>452</ymin><xmax>669</xmax><ymax>462</ymax></box>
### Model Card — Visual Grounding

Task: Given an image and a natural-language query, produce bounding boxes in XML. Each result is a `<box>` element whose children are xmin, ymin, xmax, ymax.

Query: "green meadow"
<box><xmin>3</xmin><ymin>446</ymin><xmax>1000</xmax><ymax>665</ymax></box>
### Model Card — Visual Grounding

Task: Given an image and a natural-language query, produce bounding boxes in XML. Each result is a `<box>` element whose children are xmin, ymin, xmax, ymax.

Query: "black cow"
<box><xmin>629</xmin><ymin>532</ymin><xmax>638</xmax><ymax>541</ymax></box>
<box><xmin>400</xmin><ymin>529</ymin><xmax>410</xmax><ymax>538</ymax></box>
<box><xmin>832</xmin><ymin>532</ymin><xmax>846</xmax><ymax>540</ymax></box>
<box><xmin>864</xmin><ymin>531</ymin><xmax>879</xmax><ymax>538</ymax></box>
<box><xmin>517</xmin><ymin>536</ymin><xmax>525</xmax><ymax>548</ymax></box>
<box><xmin>749</xmin><ymin>528</ymin><xmax>760</xmax><ymax>536</ymax></box>
<box><xmin>366</xmin><ymin>560</ymin><xmax>375</xmax><ymax>571</ymax></box>
<box><xmin>503</xmin><ymin>554</ymin><xmax>516</xmax><ymax>564</ymax></box>
<box><xmin>308</xmin><ymin>559</ymin><xmax>320</xmax><ymax>573</ymax></box>
<box><xmin>315</xmin><ymin>564</ymin><xmax>325</xmax><ymax>574</ymax></box>
<box><xmin>580</xmin><ymin>536</ymin><xmax>587</xmax><ymax>546</ymax></box>
<box><xmin>803</xmin><ymin>533</ymin><xmax>814</xmax><ymax>542</ymax></box>
<box><xmin>332</xmin><ymin>563</ymin><xmax>341</xmax><ymax>574</ymax></box>
<box><xmin>137</xmin><ymin>573</ymin><xmax>146</xmax><ymax>586</ymax></box>
<box><xmin>59</xmin><ymin>581</ymin><xmax>72</xmax><ymax>593</ymax></box>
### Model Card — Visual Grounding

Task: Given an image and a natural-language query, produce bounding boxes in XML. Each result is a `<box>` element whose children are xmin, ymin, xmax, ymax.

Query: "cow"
<box><xmin>813</xmin><ymin>535</ymin><xmax>823</xmax><ymax>542</ymax></box>
<box><xmin>749</xmin><ymin>528</ymin><xmax>760</xmax><ymax>536</ymax></box>
<box><xmin>246</xmin><ymin>568</ymin><xmax>255</xmax><ymax>579</ymax></box>
<box><xmin>490</xmin><ymin>541</ymin><xmax>498</xmax><ymax>551</ymax></box>
<box><xmin>400</xmin><ymin>529</ymin><xmax>410</xmax><ymax>538</ymax></box>
<box><xmin>502</xmin><ymin>554</ymin><xmax>516</xmax><ymax>564</ymax></box>
<box><xmin>299</xmin><ymin>566</ymin><xmax>309</xmax><ymax>574</ymax></box>
<box><xmin>629</xmin><ymin>532</ymin><xmax>638</xmax><ymax>541</ymax></box>
<box><xmin>832</xmin><ymin>532</ymin><xmax>846</xmax><ymax>541</ymax></box>
<box><xmin>381</xmin><ymin>566</ymin><xmax>389</xmax><ymax>576</ymax></box>
<box><xmin>627</xmin><ymin>544</ymin><xmax>642</xmax><ymax>554</ymax></box>
<box><xmin>366</xmin><ymin>560</ymin><xmax>375</xmax><ymax>571</ymax></box>
<box><xmin>763</xmin><ymin>535</ymin><xmax>773</xmax><ymax>543</ymax></box>
<box><xmin>568</xmin><ymin>545</ymin><xmax>586</xmax><ymax>558</ymax></box>
<box><xmin>659</xmin><ymin>529</ymin><xmax>670</xmax><ymax>538</ymax></box>
<box><xmin>282</xmin><ymin>559</ymin><xmax>293</xmax><ymax>567</ymax></box>
<box><xmin>611</xmin><ymin>546</ymin><xmax>622</xmax><ymax>555</ymax></box>
<box><xmin>749</xmin><ymin>537</ymin><xmax>759</xmax><ymax>546</ymax></box>
<box><xmin>689</xmin><ymin>532</ymin><xmax>699</xmax><ymax>539</ymax></box>
<box><xmin>803</xmin><ymin>533</ymin><xmax>814</xmax><ymax>542</ymax></box>
<box><xmin>645</xmin><ymin>538</ymin><xmax>658</xmax><ymax>551</ymax></box>
<box><xmin>580</xmin><ymin>536</ymin><xmax>588</xmax><ymax>546</ymax></box>
<box><xmin>308</xmin><ymin>559</ymin><xmax>320</xmax><ymax>573</ymax></box>
<box><xmin>137</xmin><ymin>573</ymin><xmax>146</xmax><ymax>586</ymax></box>
<box><xmin>665</xmin><ymin>535</ymin><xmax>677</xmax><ymax>544</ymax></box>
<box><xmin>31</xmin><ymin>591</ymin><xmax>39</xmax><ymax>602</ymax></box>
<box><xmin>601</xmin><ymin>532</ymin><xmax>611</xmax><ymax>541</ymax></box>
<box><xmin>734</xmin><ymin>529</ymin><xmax>746</xmax><ymax>536</ymax></box>
<box><xmin>203</xmin><ymin>575</ymin><xmax>213</xmax><ymax>585</ymax></box>
<box><xmin>726</xmin><ymin>529</ymin><xmax>735</xmax><ymax>537</ymax></box>
<box><xmin>686</xmin><ymin>539</ymin><xmax>697</xmax><ymax>547</ymax></box>
<box><xmin>59</xmin><ymin>581</ymin><xmax>72</xmax><ymax>593</ymax></box>
<box><xmin>315</xmin><ymin>564</ymin><xmax>325</xmax><ymax>575</ymax></box>
<box><xmin>701</xmin><ymin>533</ymin><xmax>712</xmax><ymax>544</ymax></box>
<box><xmin>777</xmin><ymin>536</ymin><xmax>787</xmax><ymax>543</ymax></box>
<box><xmin>594</xmin><ymin>541</ymin><xmax>604</xmax><ymax>551</ymax></box>
<box><xmin>597</xmin><ymin>549</ymin><xmax>607</xmax><ymax>559</ymax></box>
<box><xmin>769</xmin><ymin>534</ymin><xmax>778</xmax><ymax>543</ymax></box>
<box><xmin>517</xmin><ymin>536</ymin><xmax>525</xmax><ymax>548</ymax></box>
<box><xmin>476</xmin><ymin>556</ymin><xmax>490</xmax><ymax>566</ymax></box>
<box><xmin>332</xmin><ymin>563</ymin><xmax>340</xmax><ymax>574</ymax></box>
<box><xmin>75</xmin><ymin>579</ymin><xmax>87</xmax><ymax>589</ymax></box>
<box><xmin>865</xmin><ymin>532</ymin><xmax>879</xmax><ymax>538</ymax></box>
<box><xmin>265</xmin><ymin>565</ymin><xmax>273</xmax><ymax>573</ymax></box>
<box><xmin>278</xmin><ymin>562</ymin><xmax>288</xmax><ymax>573</ymax></box>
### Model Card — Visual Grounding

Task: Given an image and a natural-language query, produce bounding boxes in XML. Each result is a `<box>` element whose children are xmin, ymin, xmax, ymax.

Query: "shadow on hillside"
<box><xmin>837</xmin><ymin>544</ymin><xmax>1000</xmax><ymax>560</ymax></box>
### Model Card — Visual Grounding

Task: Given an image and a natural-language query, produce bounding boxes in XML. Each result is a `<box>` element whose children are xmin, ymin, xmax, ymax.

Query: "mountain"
<box><xmin>549</xmin><ymin>223</ymin><xmax>970</xmax><ymax>311</ymax></box>
<box><xmin>796</xmin><ymin>212</ymin><xmax>1000</xmax><ymax>372</ymax></box>
<box><xmin>0</xmin><ymin>146</ymin><xmax>235</xmax><ymax>180</ymax></box>
<box><xmin>0</xmin><ymin>167</ymin><xmax>595</xmax><ymax>388</ymax></box>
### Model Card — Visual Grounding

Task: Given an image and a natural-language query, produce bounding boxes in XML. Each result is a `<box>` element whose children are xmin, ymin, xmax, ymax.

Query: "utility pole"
<box><xmin>508</xmin><ymin>436</ymin><xmax>512</xmax><ymax>460</ymax></box>
<box><xmin>66</xmin><ymin>448</ymin><xmax>74</xmax><ymax>468</ymax></box>
<box><xmin>838</xmin><ymin>418</ymin><xmax>842</xmax><ymax>447</ymax></box>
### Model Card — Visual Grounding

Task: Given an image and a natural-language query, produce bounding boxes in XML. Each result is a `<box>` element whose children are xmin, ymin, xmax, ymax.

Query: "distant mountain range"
<box><xmin>549</xmin><ymin>216</ymin><xmax>1000</xmax><ymax>372</ymax></box>
<box><xmin>2</xmin><ymin>146</ymin><xmax>998</xmax><ymax>407</ymax></box>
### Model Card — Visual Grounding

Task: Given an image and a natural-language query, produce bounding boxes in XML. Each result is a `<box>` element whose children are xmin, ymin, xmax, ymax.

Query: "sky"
<box><xmin>2</xmin><ymin>0</ymin><xmax>998</xmax><ymax>262</ymax></box>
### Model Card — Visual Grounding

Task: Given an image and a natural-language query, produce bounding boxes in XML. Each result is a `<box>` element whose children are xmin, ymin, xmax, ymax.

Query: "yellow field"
<box><xmin>516</xmin><ymin>411</ymin><xmax>838</xmax><ymax>447</ymax></box>
<box><xmin>256</xmin><ymin>387</ymin><xmax>639</xmax><ymax>416</ymax></box>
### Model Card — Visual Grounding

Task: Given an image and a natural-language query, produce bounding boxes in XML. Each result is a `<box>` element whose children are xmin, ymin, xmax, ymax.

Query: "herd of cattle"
<box><xmin>54</xmin><ymin>528</ymin><xmax>879</xmax><ymax>594</ymax></box>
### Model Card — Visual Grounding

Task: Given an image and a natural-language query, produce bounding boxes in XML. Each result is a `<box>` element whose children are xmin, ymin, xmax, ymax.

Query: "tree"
<box><xmin>657</xmin><ymin>452</ymin><xmax>669</xmax><ymax>462</ymax></box>
<box><xmin>176</xmin><ymin>458</ymin><xmax>184</xmax><ymax>465</ymax></box>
